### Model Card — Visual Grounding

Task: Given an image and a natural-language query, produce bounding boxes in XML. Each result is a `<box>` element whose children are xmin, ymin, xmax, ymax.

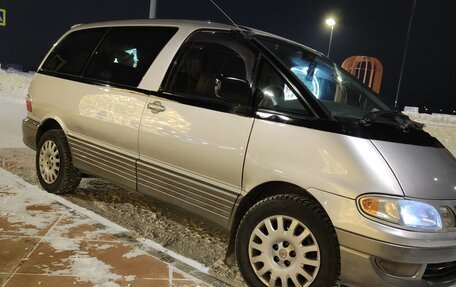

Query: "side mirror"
<box><xmin>215</xmin><ymin>77</ymin><xmax>251</xmax><ymax>106</ymax></box>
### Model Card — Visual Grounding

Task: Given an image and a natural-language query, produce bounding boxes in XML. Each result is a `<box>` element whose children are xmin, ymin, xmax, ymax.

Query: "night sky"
<box><xmin>158</xmin><ymin>0</ymin><xmax>456</xmax><ymax>113</ymax></box>
<box><xmin>0</xmin><ymin>0</ymin><xmax>454</xmax><ymax>113</ymax></box>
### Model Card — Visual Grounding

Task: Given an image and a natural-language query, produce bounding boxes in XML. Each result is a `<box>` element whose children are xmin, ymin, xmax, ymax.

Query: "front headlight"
<box><xmin>359</xmin><ymin>196</ymin><xmax>455</xmax><ymax>231</ymax></box>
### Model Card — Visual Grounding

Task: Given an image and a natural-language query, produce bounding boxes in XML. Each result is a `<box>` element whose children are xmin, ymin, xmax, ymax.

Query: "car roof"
<box><xmin>71</xmin><ymin>19</ymin><xmax>236</xmax><ymax>31</ymax></box>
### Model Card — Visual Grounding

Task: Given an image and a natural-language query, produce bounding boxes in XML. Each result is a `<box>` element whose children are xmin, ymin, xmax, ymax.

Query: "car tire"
<box><xmin>236</xmin><ymin>194</ymin><xmax>340</xmax><ymax>287</ymax></box>
<box><xmin>36</xmin><ymin>129</ymin><xmax>81</xmax><ymax>194</ymax></box>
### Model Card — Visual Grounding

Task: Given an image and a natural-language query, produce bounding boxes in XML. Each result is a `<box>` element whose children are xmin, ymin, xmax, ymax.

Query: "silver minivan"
<box><xmin>23</xmin><ymin>20</ymin><xmax>456</xmax><ymax>287</ymax></box>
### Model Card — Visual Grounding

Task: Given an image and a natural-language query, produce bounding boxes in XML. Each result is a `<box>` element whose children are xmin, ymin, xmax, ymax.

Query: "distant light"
<box><xmin>325</xmin><ymin>18</ymin><xmax>336</xmax><ymax>27</ymax></box>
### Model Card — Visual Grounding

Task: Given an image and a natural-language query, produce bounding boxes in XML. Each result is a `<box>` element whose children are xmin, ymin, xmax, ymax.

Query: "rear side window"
<box><xmin>41</xmin><ymin>28</ymin><xmax>107</xmax><ymax>76</ymax></box>
<box><xmin>84</xmin><ymin>27</ymin><xmax>177</xmax><ymax>87</ymax></box>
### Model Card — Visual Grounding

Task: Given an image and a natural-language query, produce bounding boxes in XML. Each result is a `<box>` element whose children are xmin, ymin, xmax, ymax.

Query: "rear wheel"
<box><xmin>236</xmin><ymin>194</ymin><xmax>339</xmax><ymax>287</ymax></box>
<box><xmin>36</xmin><ymin>129</ymin><xmax>81</xmax><ymax>194</ymax></box>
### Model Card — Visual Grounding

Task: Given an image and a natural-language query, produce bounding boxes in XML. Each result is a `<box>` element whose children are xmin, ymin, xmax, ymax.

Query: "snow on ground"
<box><xmin>0</xmin><ymin>100</ymin><xmax>27</xmax><ymax>148</ymax></box>
<box><xmin>405</xmin><ymin>112</ymin><xmax>456</xmax><ymax>156</ymax></box>
<box><xmin>0</xmin><ymin>67</ymin><xmax>34</xmax><ymax>148</ymax></box>
<box><xmin>0</xmin><ymin>168</ymin><xmax>132</xmax><ymax>286</ymax></box>
<box><xmin>405</xmin><ymin>111</ymin><xmax>456</xmax><ymax>127</ymax></box>
<box><xmin>0</xmin><ymin>67</ymin><xmax>34</xmax><ymax>104</ymax></box>
<box><xmin>0</xmin><ymin>167</ymin><xmax>211</xmax><ymax>287</ymax></box>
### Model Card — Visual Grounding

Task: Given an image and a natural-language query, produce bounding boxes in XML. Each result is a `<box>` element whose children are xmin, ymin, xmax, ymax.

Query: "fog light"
<box><xmin>440</xmin><ymin>207</ymin><xmax>456</xmax><ymax>229</ymax></box>
<box><xmin>375</xmin><ymin>258</ymin><xmax>422</xmax><ymax>278</ymax></box>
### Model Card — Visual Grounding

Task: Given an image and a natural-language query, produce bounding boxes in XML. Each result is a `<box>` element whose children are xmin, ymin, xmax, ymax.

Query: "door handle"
<box><xmin>147</xmin><ymin>101</ymin><xmax>166</xmax><ymax>114</ymax></box>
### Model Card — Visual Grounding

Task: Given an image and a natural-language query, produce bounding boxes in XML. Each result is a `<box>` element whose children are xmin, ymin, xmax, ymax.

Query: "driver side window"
<box><xmin>164</xmin><ymin>31</ymin><xmax>255</xmax><ymax>102</ymax></box>
<box><xmin>256</xmin><ymin>60</ymin><xmax>310</xmax><ymax>115</ymax></box>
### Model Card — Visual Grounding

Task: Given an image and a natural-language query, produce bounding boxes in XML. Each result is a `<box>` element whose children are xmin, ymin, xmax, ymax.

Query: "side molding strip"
<box><xmin>68</xmin><ymin>135</ymin><xmax>137</xmax><ymax>190</ymax></box>
<box><xmin>137</xmin><ymin>160</ymin><xmax>238</xmax><ymax>228</ymax></box>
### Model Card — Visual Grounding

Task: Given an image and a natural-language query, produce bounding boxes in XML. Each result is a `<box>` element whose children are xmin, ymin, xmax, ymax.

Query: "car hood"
<box><xmin>371</xmin><ymin>139</ymin><xmax>456</xmax><ymax>200</ymax></box>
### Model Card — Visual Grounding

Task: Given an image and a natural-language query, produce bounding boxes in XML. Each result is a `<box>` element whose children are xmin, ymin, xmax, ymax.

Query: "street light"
<box><xmin>325</xmin><ymin>18</ymin><xmax>336</xmax><ymax>58</ymax></box>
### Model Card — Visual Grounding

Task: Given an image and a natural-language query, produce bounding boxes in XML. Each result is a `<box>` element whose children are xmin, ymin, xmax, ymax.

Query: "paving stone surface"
<box><xmin>0</xmin><ymin>168</ymin><xmax>214</xmax><ymax>287</ymax></box>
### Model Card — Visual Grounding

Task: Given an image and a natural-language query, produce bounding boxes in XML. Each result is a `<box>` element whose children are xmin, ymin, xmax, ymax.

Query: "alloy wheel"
<box><xmin>249</xmin><ymin>215</ymin><xmax>321</xmax><ymax>287</ymax></box>
<box><xmin>39</xmin><ymin>140</ymin><xmax>60</xmax><ymax>184</ymax></box>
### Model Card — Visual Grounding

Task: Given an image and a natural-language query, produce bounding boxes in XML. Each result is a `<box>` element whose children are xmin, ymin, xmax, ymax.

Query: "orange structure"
<box><xmin>342</xmin><ymin>56</ymin><xmax>383</xmax><ymax>93</ymax></box>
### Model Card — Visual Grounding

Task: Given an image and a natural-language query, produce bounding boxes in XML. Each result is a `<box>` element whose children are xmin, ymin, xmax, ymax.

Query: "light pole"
<box><xmin>325</xmin><ymin>18</ymin><xmax>336</xmax><ymax>58</ymax></box>
<box><xmin>394</xmin><ymin>0</ymin><xmax>416</xmax><ymax>109</ymax></box>
<box><xmin>149</xmin><ymin>0</ymin><xmax>157</xmax><ymax>18</ymax></box>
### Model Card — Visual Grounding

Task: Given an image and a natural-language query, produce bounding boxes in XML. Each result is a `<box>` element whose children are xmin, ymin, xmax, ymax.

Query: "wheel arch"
<box><xmin>36</xmin><ymin>117</ymin><xmax>65</xmax><ymax>148</ymax></box>
<box><xmin>35</xmin><ymin>128</ymin><xmax>82</xmax><ymax>194</ymax></box>
<box><xmin>225</xmin><ymin>181</ymin><xmax>335</xmax><ymax>264</ymax></box>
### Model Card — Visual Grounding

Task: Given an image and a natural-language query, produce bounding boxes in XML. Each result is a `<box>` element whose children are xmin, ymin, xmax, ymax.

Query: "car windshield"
<box><xmin>255</xmin><ymin>36</ymin><xmax>391</xmax><ymax>120</ymax></box>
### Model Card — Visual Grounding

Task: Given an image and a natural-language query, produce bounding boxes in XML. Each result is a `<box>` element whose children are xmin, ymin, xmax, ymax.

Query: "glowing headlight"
<box><xmin>359</xmin><ymin>196</ymin><xmax>455</xmax><ymax>231</ymax></box>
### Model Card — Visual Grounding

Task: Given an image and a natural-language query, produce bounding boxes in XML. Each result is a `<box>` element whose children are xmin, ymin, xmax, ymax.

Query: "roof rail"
<box><xmin>71</xmin><ymin>23</ymin><xmax>83</xmax><ymax>29</ymax></box>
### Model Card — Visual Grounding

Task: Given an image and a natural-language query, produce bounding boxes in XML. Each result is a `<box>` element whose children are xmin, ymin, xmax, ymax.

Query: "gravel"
<box><xmin>0</xmin><ymin>147</ymin><xmax>246</xmax><ymax>287</ymax></box>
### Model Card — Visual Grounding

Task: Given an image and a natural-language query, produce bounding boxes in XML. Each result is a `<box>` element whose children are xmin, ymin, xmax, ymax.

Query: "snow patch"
<box><xmin>404</xmin><ymin>111</ymin><xmax>456</xmax><ymax>126</ymax></box>
<box><xmin>71</xmin><ymin>255</ymin><xmax>122</xmax><ymax>286</ymax></box>
<box><xmin>0</xmin><ymin>168</ymin><xmax>127</xmax><ymax>235</ymax></box>
<box><xmin>42</xmin><ymin>254</ymin><xmax>123</xmax><ymax>287</ymax></box>
<box><xmin>122</xmin><ymin>249</ymin><xmax>147</xmax><ymax>259</ymax></box>
<box><xmin>404</xmin><ymin>111</ymin><xmax>456</xmax><ymax>156</ymax></box>
<box><xmin>124</xmin><ymin>275</ymin><xmax>136</xmax><ymax>282</ymax></box>
<box><xmin>46</xmin><ymin>237</ymin><xmax>81</xmax><ymax>252</ymax></box>
<box><xmin>0</xmin><ymin>67</ymin><xmax>34</xmax><ymax>104</ymax></box>
<box><xmin>0</xmin><ymin>167</ymin><xmax>207</xmax><ymax>285</ymax></box>
<box><xmin>95</xmin><ymin>243</ymin><xmax>116</xmax><ymax>250</ymax></box>
<box><xmin>0</xmin><ymin>176</ymin><xmax>61</xmax><ymax>235</ymax></box>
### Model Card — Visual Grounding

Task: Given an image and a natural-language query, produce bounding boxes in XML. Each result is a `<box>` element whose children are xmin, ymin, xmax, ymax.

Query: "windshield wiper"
<box><xmin>360</xmin><ymin>110</ymin><xmax>425</xmax><ymax>132</ymax></box>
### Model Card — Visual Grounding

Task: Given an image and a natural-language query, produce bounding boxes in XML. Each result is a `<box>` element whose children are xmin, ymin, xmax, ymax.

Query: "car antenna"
<box><xmin>208</xmin><ymin>0</ymin><xmax>247</xmax><ymax>38</ymax></box>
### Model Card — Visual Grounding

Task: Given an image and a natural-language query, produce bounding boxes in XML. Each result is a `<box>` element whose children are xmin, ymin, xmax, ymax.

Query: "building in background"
<box><xmin>342</xmin><ymin>56</ymin><xmax>383</xmax><ymax>94</ymax></box>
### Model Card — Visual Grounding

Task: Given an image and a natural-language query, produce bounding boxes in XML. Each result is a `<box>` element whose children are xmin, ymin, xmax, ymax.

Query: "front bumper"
<box><xmin>22</xmin><ymin>117</ymin><xmax>39</xmax><ymax>150</ymax></box>
<box><xmin>338</xmin><ymin>228</ymin><xmax>456</xmax><ymax>287</ymax></box>
<box><xmin>306</xmin><ymin>188</ymin><xmax>456</xmax><ymax>286</ymax></box>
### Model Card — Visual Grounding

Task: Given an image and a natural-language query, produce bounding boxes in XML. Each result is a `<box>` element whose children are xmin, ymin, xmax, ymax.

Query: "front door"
<box><xmin>138</xmin><ymin>31</ymin><xmax>257</xmax><ymax>227</ymax></box>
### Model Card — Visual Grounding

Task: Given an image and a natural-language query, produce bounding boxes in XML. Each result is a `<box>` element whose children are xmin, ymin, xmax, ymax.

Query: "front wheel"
<box><xmin>236</xmin><ymin>194</ymin><xmax>340</xmax><ymax>287</ymax></box>
<box><xmin>36</xmin><ymin>129</ymin><xmax>81</xmax><ymax>194</ymax></box>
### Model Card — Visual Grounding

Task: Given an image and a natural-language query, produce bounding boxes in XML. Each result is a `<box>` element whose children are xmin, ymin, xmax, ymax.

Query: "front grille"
<box><xmin>423</xmin><ymin>261</ymin><xmax>456</xmax><ymax>281</ymax></box>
